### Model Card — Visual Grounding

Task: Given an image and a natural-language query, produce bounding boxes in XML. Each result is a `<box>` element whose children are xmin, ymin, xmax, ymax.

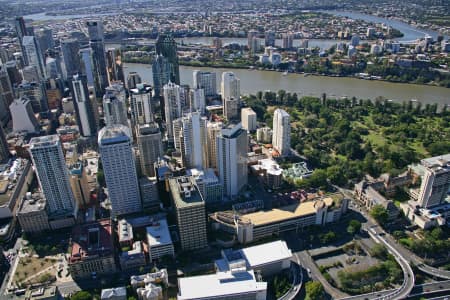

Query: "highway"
<box><xmin>278</xmin><ymin>254</ymin><xmax>303</xmax><ymax>300</ymax></box>
<box><xmin>407</xmin><ymin>279</ymin><xmax>450</xmax><ymax>298</ymax></box>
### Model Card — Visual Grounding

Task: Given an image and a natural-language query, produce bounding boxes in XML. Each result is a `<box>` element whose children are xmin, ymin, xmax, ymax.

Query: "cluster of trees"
<box><xmin>271</xmin><ymin>274</ymin><xmax>292</xmax><ymax>298</ymax></box>
<box><xmin>370</xmin><ymin>205</ymin><xmax>389</xmax><ymax>225</ymax></box>
<box><xmin>337</xmin><ymin>255</ymin><xmax>402</xmax><ymax>294</ymax></box>
<box><xmin>244</xmin><ymin>92</ymin><xmax>449</xmax><ymax>189</ymax></box>
<box><xmin>305</xmin><ymin>281</ymin><xmax>326</xmax><ymax>300</ymax></box>
<box><xmin>397</xmin><ymin>227</ymin><xmax>450</xmax><ymax>260</ymax></box>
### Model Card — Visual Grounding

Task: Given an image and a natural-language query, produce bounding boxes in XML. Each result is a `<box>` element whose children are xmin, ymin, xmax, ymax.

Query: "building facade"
<box><xmin>272</xmin><ymin>109</ymin><xmax>290</xmax><ymax>157</ymax></box>
<box><xmin>136</xmin><ymin>123</ymin><xmax>163</xmax><ymax>177</ymax></box>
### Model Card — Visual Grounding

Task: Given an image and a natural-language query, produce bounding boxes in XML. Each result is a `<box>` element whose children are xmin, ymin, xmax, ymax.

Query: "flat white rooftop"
<box><xmin>178</xmin><ymin>270</ymin><xmax>267</xmax><ymax>300</ymax></box>
<box><xmin>146</xmin><ymin>218</ymin><xmax>172</xmax><ymax>247</ymax></box>
<box><xmin>240</xmin><ymin>240</ymin><xmax>292</xmax><ymax>268</ymax></box>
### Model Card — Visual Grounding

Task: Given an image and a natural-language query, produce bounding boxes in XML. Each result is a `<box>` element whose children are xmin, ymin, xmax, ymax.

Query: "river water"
<box><xmin>124</xmin><ymin>63</ymin><xmax>450</xmax><ymax>107</ymax></box>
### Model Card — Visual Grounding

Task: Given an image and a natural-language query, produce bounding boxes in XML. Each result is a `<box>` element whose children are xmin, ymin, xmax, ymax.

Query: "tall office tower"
<box><xmin>61</xmin><ymin>39</ymin><xmax>81</xmax><ymax>79</ymax></box>
<box><xmin>10</xmin><ymin>97</ymin><xmax>40</xmax><ymax>133</ymax></box>
<box><xmin>103</xmin><ymin>83</ymin><xmax>128</xmax><ymax>127</ymax></box>
<box><xmin>79</xmin><ymin>48</ymin><xmax>95</xmax><ymax>87</ymax></box>
<box><xmin>15</xmin><ymin>17</ymin><xmax>28</xmax><ymax>65</ymax></box>
<box><xmin>0</xmin><ymin>65</ymin><xmax>14</xmax><ymax>123</ymax></box>
<box><xmin>0</xmin><ymin>96</ymin><xmax>9</xmax><ymax>127</ymax></box>
<box><xmin>249</xmin><ymin>37</ymin><xmax>260</xmax><ymax>54</ymax></box>
<box><xmin>241</xmin><ymin>107</ymin><xmax>257</xmax><ymax>132</ymax></box>
<box><xmin>265</xmin><ymin>30</ymin><xmax>276</xmax><ymax>47</ymax></box>
<box><xmin>45</xmin><ymin>57</ymin><xmax>59</xmax><ymax>79</ymax></box>
<box><xmin>247</xmin><ymin>29</ymin><xmax>258</xmax><ymax>49</ymax></box>
<box><xmin>36</xmin><ymin>28</ymin><xmax>53</xmax><ymax>56</ymax></box>
<box><xmin>155</xmin><ymin>34</ymin><xmax>180</xmax><ymax>84</ymax></box>
<box><xmin>5</xmin><ymin>61</ymin><xmax>22</xmax><ymax>86</ymax></box>
<box><xmin>0</xmin><ymin>126</ymin><xmax>9</xmax><ymax>163</ymax></box>
<box><xmin>22</xmin><ymin>36</ymin><xmax>46</xmax><ymax>79</ymax></box>
<box><xmin>98</xmin><ymin>125</ymin><xmax>142</xmax><ymax>216</ymax></box>
<box><xmin>106</xmin><ymin>48</ymin><xmax>125</xmax><ymax>84</ymax></box>
<box><xmin>417</xmin><ymin>155</ymin><xmax>450</xmax><ymax>208</ymax></box>
<box><xmin>163</xmin><ymin>82</ymin><xmax>182</xmax><ymax>141</ymax></box>
<box><xmin>130</xmin><ymin>83</ymin><xmax>153</xmax><ymax>126</ymax></box>
<box><xmin>22</xmin><ymin>65</ymin><xmax>40</xmax><ymax>82</ymax></box>
<box><xmin>127</xmin><ymin>72</ymin><xmax>142</xmax><ymax>89</ymax></box>
<box><xmin>206</xmin><ymin>122</ymin><xmax>222</xmax><ymax>169</ymax></box>
<box><xmin>169</xmin><ymin>176</ymin><xmax>208</xmax><ymax>251</ymax></box>
<box><xmin>193</xmin><ymin>70</ymin><xmax>217</xmax><ymax>97</ymax></box>
<box><xmin>70</xmin><ymin>74</ymin><xmax>97</xmax><ymax>137</ymax></box>
<box><xmin>282</xmin><ymin>32</ymin><xmax>294</xmax><ymax>49</ymax></box>
<box><xmin>86</xmin><ymin>20</ymin><xmax>108</xmax><ymax>95</ymax></box>
<box><xmin>189</xmin><ymin>88</ymin><xmax>205</xmax><ymax>114</ymax></box>
<box><xmin>221</xmin><ymin>72</ymin><xmax>240</xmax><ymax>120</ymax></box>
<box><xmin>152</xmin><ymin>54</ymin><xmax>170</xmax><ymax>98</ymax></box>
<box><xmin>173</xmin><ymin>112</ymin><xmax>207</xmax><ymax>169</ymax></box>
<box><xmin>216</xmin><ymin>123</ymin><xmax>248</xmax><ymax>198</ymax></box>
<box><xmin>16</xmin><ymin>81</ymin><xmax>48</xmax><ymax>113</ymax></box>
<box><xmin>29</xmin><ymin>135</ymin><xmax>77</xmax><ymax>216</ymax></box>
<box><xmin>136</xmin><ymin>123</ymin><xmax>163</xmax><ymax>177</ymax></box>
<box><xmin>272</xmin><ymin>108</ymin><xmax>290</xmax><ymax>157</ymax></box>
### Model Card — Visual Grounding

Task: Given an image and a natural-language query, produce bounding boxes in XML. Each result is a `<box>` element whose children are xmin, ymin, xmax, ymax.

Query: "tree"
<box><xmin>305</xmin><ymin>281</ymin><xmax>325</xmax><ymax>300</ymax></box>
<box><xmin>71</xmin><ymin>291</ymin><xmax>92</xmax><ymax>300</ymax></box>
<box><xmin>347</xmin><ymin>220</ymin><xmax>362</xmax><ymax>235</ymax></box>
<box><xmin>370</xmin><ymin>205</ymin><xmax>389</xmax><ymax>225</ymax></box>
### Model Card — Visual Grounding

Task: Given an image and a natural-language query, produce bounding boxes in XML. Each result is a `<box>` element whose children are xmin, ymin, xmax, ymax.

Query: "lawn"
<box><xmin>364</xmin><ymin>132</ymin><xmax>386</xmax><ymax>148</ymax></box>
<box><xmin>13</xmin><ymin>256</ymin><xmax>56</xmax><ymax>285</ymax></box>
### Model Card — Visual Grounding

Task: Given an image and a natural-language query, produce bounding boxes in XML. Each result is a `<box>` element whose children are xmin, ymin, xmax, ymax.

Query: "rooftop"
<box><xmin>187</xmin><ymin>168</ymin><xmax>220</xmax><ymax>184</ymax></box>
<box><xmin>169</xmin><ymin>176</ymin><xmax>204</xmax><ymax>208</ymax></box>
<box><xmin>178</xmin><ymin>270</ymin><xmax>266</xmax><ymax>300</ymax></box>
<box><xmin>24</xmin><ymin>286</ymin><xmax>57</xmax><ymax>299</ymax></box>
<box><xmin>29</xmin><ymin>135</ymin><xmax>60</xmax><ymax>149</ymax></box>
<box><xmin>98</xmin><ymin>125</ymin><xmax>131</xmax><ymax>145</ymax></box>
<box><xmin>0</xmin><ymin>159</ymin><xmax>31</xmax><ymax>207</ymax></box>
<box><xmin>146</xmin><ymin>218</ymin><xmax>173</xmax><ymax>247</ymax></box>
<box><xmin>242</xmin><ymin>197</ymin><xmax>334</xmax><ymax>226</ymax></box>
<box><xmin>240</xmin><ymin>240</ymin><xmax>292</xmax><ymax>268</ymax></box>
<box><xmin>101</xmin><ymin>287</ymin><xmax>126</xmax><ymax>299</ymax></box>
<box><xmin>421</xmin><ymin>153</ymin><xmax>450</xmax><ymax>170</ymax></box>
<box><xmin>118</xmin><ymin>219</ymin><xmax>133</xmax><ymax>243</ymax></box>
<box><xmin>17</xmin><ymin>192</ymin><xmax>46</xmax><ymax>214</ymax></box>
<box><xmin>69</xmin><ymin>219</ymin><xmax>114</xmax><ymax>264</ymax></box>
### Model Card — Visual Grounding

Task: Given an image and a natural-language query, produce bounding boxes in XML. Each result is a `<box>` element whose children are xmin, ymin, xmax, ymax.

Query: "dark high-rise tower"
<box><xmin>36</xmin><ymin>28</ymin><xmax>53</xmax><ymax>57</ymax></box>
<box><xmin>106</xmin><ymin>48</ymin><xmax>125</xmax><ymax>85</ymax></box>
<box><xmin>86</xmin><ymin>20</ymin><xmax>108</xmax><ymax>96</ymax></box>
<box><xmin>152</xmin><ymin>54</ymin><xmax>170</xmax><ymax>98</ymax></box>
<box><xmin>155</xmin><ymin>34</ymin><xmax>180</xmax><ymax>85</ymax></box>
<box><xmin>61</xmin><ymin>38</ymin><xmax>81</xmax><ymax>79</ymax></box>
<box><xmin>0</xmin><ymin>125</ymin><xmax>10</xmax><ymax>163</ymax></box>
<box><xmin>70</xmin><ymin>74</ymin><xmax>97</xmax><ymax>137</ymax></box>
<box><xmin>15</xmin><ymin>17</ymin><xmax>28</xmax><ymax>65</ymax></box>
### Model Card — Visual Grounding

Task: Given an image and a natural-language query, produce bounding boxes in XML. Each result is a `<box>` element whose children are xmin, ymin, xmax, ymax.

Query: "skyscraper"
<box><xmin>173</xmin><ymin>112</ymin><xmax>207</xmax><ymax>169</ymax></box>
<box><xmin>155</xmin><ymin>34</ymin><xmax>180</xmax><ymax>84</ymax></box>
<box><xmin>0</xmin><ymin>65</ymin><xmax>14</xmax><ymax>124</ymax></box>
<box><xmin>15</xmin><ymin>17</ymin><xmax>28</xmax><ymax>65</ymax></box>
<box><xmin>103</xmin><ymin>83</ymin><xmax>128</xmax><ymax>128</ymax></box>
<box><xmin>9</xmin><ymin>97</ymin><xmax>40</xmax><ymax>133</ymax></box>
<box><xmin>241</xmin><ymin>107</ymin><xmax>257</xmax><ymax>132</ymax></box>
<box><xmin>106</xmin><ymin>48</ymin><xmax>125</xmax><ymax>85</ymax></box>
<box><xmin>265</xmin><ymin>30</ymin><xmax>276</xmax><ymax>47</ymax></box>
<box><xmin>79</xmin><ymin>48</ymin><xmax>95</xmax><ymax>87</ymax></box>
<box><xmin>193</xmin><ymin>70</ymin><xmax>217</xmax><ymax>97</ymax></box>
<box><xmin>247</xmin><ymin>30</ymin><xmax>258</xmax><ymax>49</ymax></box>
<box><xmin>36</xmin><ymin>28</ymin><xmax>53</xmax><ymax>57</ymax></box>
<box><xmin>221</xmin><ymin>72</ymin><xmax>240</xmax><ymax>120</ymax></box>
<box><xmin>22</xmin><ymin>36</ymin><xmax>46</xmax><ymax>79</ymax></box>
<box><xmin>163</xmin><ymin>82</ymin><xmax>182</xmax><ymax>141</ymax></box>
<box><xmin>70</xmin><ymin>74</ymin><xmax>97</xmax><ymax>137</ymax></box>
<box><xmin>272</xmin><ymin>108</ymin><xmax>290</xmax><ymax>157</ymax></box>
<box><xmin>217</xmin><ymin>123</ymin><xmax>248</xmax><ymax>198</ymax></box>
<box><xmin>61</xmin><ymin>39</ymin><xmax>81</xmax><ymax>79</ymax></box>
<box><xmin>0</xmin><ymin>126</ymin><xmax>9</xmax><ymax>163</ymax></box>
<box><xmin>189</xmin><ymin>88</ymin><xmax>205</xmax><ymax>114</ymax></box>
<box><xmin>98</xmin><ymin>125</ymin><xmax>141</xmax><ymax>217</ymax></box>
<box><xmin>130</xmin><ymin>84</ymin><xmax>153</xmax><ymax>126</ymax></box>
<box><xmin>169</xmin><ymin>176</ymin><xmax>207</xmax><ymax>251</ymax></box>
<box><xmin>136</xmin><ymin>123</ymin><xmax>163</xmax><ymax>177</ymax></box>
<box><xmin>282</xmin><ymin>32</ymin><xmax>294</xmax><ymax>49</ymax></box>
<box><xmin>206</xmin><ymin>122</ymin><xmax>222</xmax><ymax>169</ymax></box>
<box><xmin>152</xmin><ymin>54</ymin><xmax>170</xmax><ymax>98</ymax></box>
<box><xmin>127</xmin><ymin>72</ymin><xmax>142</xmax><ymax>89</ymax></box>
<box><xmin>86</xmin><ymin>20</ymin><xmax>108</xmax><ymax>95</ymax></box>
<box><xmin>417</xmin><ymin>154</ymin><xmax>450</xmax><ymax>208</ymax></box>
<box><xmin>29</xmin><ymin>135</ymin><xmax>77</xmax><ymax>216</ymax></box>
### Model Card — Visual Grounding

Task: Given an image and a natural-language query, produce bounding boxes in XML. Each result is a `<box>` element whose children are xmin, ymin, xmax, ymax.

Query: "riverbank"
<box><xmin>122</xmin><ymin>58</ymin><xmax>450</xmax><ymax>89</ymax></box>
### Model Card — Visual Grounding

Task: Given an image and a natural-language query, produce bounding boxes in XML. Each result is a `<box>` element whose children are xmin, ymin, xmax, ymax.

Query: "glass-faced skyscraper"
<box><xmin>152</xmin><ymin>54</ymin><xmax>170</xmax><ymax>98</ymax></box>
<box><xmin>70</xmin><ymin>74</ymin><xmax>97</xmax><ymax>137</ymax></box>
<box><xmin>155</xmin><ymin>34</ymin><xmax>180</xmax><ymax>85</ymax></box>
<box><xmin>61</xmin><ymin>38</ymin><xmax>81</xmax><ymax>79</ymax></box>
<box><xmin>86</xmin><ymin>20</ymin><xmax>108</xmax><ymax>96</ymax></box>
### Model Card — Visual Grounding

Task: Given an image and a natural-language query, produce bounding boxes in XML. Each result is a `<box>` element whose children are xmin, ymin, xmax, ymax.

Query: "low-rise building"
<box><xmin>69</xmin><ymin>219</ymin><xmax>117</xmax><ymax>279</ymax></box>
<box><xmin>178</xmin><ymin>269</ymin><xmax>267</xmax><ymax>300</ymax></box>
<box><xmin>250</xmin><ymin>158</ymin><xmax>283</xmax><ymax>189</ymax></box>
<box><xmin>16</xmin><ymin>192</ymin><xmax>49</xmax><ymax>233</ymax></box>
<box><xmin>137</xmin><ymin>283</ymin><xmax>163</xmax><ymax>300</ymax></box>
<box><xmin>22</xmin><ymin>286</ymin><xmax>59</xmax><ymax>300</ymax></box>
<box><xmin>130</xmin><ymin>269</ymin><xmax>169</xmax><ymax>289</ymax></box>
<box><xmin>118</xmin><ymin>219</ymin><xmax>133</xmax><ymax>246</ymax></box>
<box><xmin>120</xmin><ymin>241</ymin><xmax>146</xmax><ymax>271</ymax></box>
<box><xmin>215</xmin><ymin>240</ymin><xmax>292</xmax><ymax>276</ymax></box>
<box><xmin>211</xmin><ymin>193</ymin><xmax>348</xmax><ymax>244</ymax></box>
<box><xmin>146</xmin><ymin>218</ymin><xmax>174</xmax><ymax>262</ymax></box>
<box><xmin>400</xmin><ymin>200</ymin><xmax>449</xmax><ymax>229</ymax></box>
<box><xmin>101</xmin><ymin>287</ymin><xmax>127</xmax><ymax>300</ymax></box>
<box><xmin>187</xmin><ymin>168</ymin><xmax>223</xmax><ymax>204</ymax></box>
